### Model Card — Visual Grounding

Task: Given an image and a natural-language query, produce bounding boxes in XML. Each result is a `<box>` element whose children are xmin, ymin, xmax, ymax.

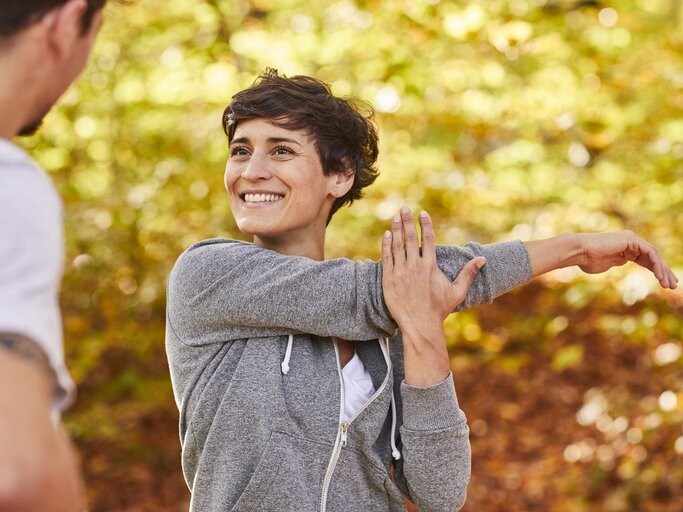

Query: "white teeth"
<box><xmin>244</xmin><ymin>193</ymin><xmax>284</xmax><ymax>203</ymax></box>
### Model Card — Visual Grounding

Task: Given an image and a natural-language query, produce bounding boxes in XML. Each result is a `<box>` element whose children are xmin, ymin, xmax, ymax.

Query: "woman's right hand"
<box><xmin>381</xmin><ymin>208</ymin><xmax>485</xmax><ymax>386</ymax></box>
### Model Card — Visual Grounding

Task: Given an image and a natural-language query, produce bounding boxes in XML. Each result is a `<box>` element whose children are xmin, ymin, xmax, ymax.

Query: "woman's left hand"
<box><xmin>381</xmin><ymin>208</ymin><xmax>484</xmax><ymax>386</ymax></box>
<box><xmin>382</xmin><ymin>208</ymin><xmax>485</xmax><ymax>330</ymax></box>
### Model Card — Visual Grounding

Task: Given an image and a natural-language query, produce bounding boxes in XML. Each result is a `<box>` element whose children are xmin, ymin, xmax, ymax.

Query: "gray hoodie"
<box><xmin>166</xmin><ymin>238</ymin><xmax>532</xmax><ymax>512</ymax></box>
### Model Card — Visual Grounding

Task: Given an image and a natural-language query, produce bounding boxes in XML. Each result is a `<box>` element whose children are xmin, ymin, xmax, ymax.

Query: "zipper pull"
<box><xmin>341</xmin><ymin>422</ymin><xmax>349</xmax><ymax>447</ymax></box>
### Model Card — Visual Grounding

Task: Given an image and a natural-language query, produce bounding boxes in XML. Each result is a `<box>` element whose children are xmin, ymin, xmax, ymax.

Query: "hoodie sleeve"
<box><xmin>166</xmin><ymin>238</ymin><xmax>532</xmax><ymax>345</ymax></box>
<box><xmin>393</xmin><ymin>374</ymin><xmax>471</xmax><ymax>512</ymax></box>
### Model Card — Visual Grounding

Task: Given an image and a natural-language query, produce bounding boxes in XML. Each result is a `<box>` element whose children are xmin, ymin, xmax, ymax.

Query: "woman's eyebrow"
<box><xmin>230</xmin><ymin>136</ymin><xmax>303</xmax><ymax>147</ymax></box>
<box><xmin>267</xmin><ymin>137</ymin><xmax>303</xmax><ymax>147</ymax></box>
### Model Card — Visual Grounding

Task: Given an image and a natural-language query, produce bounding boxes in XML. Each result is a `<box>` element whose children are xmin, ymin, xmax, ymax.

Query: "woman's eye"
<box><xmin>273</xmin><ymin>145</ymin><xmax>294</xmax><ymax>156</ymax></box>
<box><xmin>230</xmin><ymin>146</ymin><xmax>250</xmax><ymax>157</ymax></box>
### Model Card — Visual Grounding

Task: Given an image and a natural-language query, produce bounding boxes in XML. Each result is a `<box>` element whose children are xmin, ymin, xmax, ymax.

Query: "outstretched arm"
<box><xmin>166</xmin><ymin>237</ymin><xmax>530</xmax><ymax>345</ymax></box>
<box><xmin>525</xmin><ymin>231</ymin><xmax>678</xmax><ymax>288</ymax></box>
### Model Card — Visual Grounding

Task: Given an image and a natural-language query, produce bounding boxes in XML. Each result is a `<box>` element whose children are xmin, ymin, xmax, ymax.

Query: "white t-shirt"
<box><xmin>342</xmin><ymin>351</ymin><xmax>376</xmax><ymax>422</ymax></box>
<box><xmin>0</xmin><ymin>138</ymin><xmax>75</xmax><ymax>414</ymax></box>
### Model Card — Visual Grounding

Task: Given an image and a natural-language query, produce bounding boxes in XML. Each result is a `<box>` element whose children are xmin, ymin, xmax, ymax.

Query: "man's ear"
<box><xmin>331</xmin><ymin>157</ymin><xmax>355</xmax><ymax>198</ymax></box>
<box><xmin>41</xmin><ymin>0</ymin><xmax>88</xmax><ymax>60</ymax></box>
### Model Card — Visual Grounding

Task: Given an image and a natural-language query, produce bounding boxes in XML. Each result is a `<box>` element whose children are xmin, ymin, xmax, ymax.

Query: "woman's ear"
<box><xmin>331</xmin><ymin>157</ymin><xmax>355</xmax><ymax>198</ymax></box>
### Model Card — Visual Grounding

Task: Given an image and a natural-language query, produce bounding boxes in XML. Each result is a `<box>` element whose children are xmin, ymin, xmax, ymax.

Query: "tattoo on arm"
<box><xmin>0</xmin><ymin>332</ymin><xmax>52</xmax><ymax>371</ymax></box>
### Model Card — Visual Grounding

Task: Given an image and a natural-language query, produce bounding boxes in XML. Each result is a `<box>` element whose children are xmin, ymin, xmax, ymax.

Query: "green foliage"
<box><xmin>552</xmin><ymin>343</ymin><xmax>584</xmax><ymax>372</ymax></box>
<box><xmin>19</xmin><ymin>0</ymin><xmax>683</xmax><ymax>510</ymax></box>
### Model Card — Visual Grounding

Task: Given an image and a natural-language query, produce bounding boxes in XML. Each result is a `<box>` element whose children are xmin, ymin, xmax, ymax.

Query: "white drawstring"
<box><xmin>281</xmin><ymin>334</ymin><xmax>293</xmax><ymax>374</ymax></box>
<box><xmin>383</xmin><ymin>337</ymin><xmax>401</xmax><ymax>461</ymax></box>
<box><xmin>390</xmin><ymin>390</ymin><xmax>401</xmax><ymax>460</ymax></box>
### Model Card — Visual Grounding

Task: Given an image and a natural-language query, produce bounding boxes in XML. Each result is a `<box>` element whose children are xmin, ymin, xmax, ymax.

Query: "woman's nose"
<box><xmin>241</xmin><ymin>152</ymin><xmax>272</xmax><ymax>181</ymax></box>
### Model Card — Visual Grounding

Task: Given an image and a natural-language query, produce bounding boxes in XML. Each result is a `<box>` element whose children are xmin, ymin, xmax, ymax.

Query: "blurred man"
<box><xmin>0</xmin><ymin>1</ymin><xmax>109</xmax><ymax>509</ymax></box>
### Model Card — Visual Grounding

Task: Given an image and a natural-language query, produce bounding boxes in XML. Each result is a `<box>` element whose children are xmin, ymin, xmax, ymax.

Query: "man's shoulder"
<box><xmin>0</xmin><ymin>139</ymin><xmax>42</xmax><ymax>176</ymax></box>
<box><xmin>0</xmin><ymin>138</ymin><xmax>30</xmax><ymax>161</ymax></box>
<box><xmin>0</xmin><ymin>142</ymin><xmax>61</xmax><ymax>221</ymax></box>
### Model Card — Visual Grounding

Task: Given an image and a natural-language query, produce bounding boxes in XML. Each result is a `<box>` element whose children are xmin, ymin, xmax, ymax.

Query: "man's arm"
<box><xmin>0</xmin><ymin>334</ymin><xmax>84</xmax><ymax>512</ymax></box>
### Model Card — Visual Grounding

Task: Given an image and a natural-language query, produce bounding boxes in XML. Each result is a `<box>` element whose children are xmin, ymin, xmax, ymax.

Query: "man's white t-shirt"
<box><xmin>0</xmin><ymin>138</ymin><xmax>75</xmax><ymax>414</ymax></box>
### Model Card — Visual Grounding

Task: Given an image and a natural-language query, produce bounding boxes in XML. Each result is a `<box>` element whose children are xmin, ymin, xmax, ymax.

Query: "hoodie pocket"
<box><xmin>231</xmin><ymin>430</ymin><xmax>329</xmax><ymax>512</ymax></box>
<box><xmin>324</xmin><ymin>448</ymin><xmax>406</xmax><ymax>511</ymax></box>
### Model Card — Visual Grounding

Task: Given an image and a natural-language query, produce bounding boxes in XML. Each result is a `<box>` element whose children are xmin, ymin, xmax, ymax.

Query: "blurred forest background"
<box><xmin>21</xmin><ymin>0</ymin><xmax>683</xmax><ymax>510</ymax></box>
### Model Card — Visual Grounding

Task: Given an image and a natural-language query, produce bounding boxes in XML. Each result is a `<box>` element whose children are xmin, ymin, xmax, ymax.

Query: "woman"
<box><xmin>166</xmin><ymin>70</ymin><xmax>677</xmax><ymax>512</ymax></box>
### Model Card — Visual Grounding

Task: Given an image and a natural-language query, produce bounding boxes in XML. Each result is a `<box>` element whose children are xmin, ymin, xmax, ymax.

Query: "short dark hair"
<box><xmin>0</xmin><ymin>0</ymin><xmax>107</xmax><ymax>37</ymax></box>
<box><xmin>223</xmin><ymin>69</ymin><xmax>380</xmax><ymax>222</ymax></box>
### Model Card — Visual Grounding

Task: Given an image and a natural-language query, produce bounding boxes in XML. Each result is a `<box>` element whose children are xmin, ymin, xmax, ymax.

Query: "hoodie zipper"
<box><xmin>320</xmin><ymin>338</ymin><xmax>392</xmax><ymax>512</ymax></box>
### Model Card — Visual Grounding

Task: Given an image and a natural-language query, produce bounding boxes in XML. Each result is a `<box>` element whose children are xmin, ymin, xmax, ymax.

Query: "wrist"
<box><xmin>398</xmin><ymin>319</ymin><xmax>445</xmax><ymax>346</ymax></box>
<box><xmin>560</xmin><ymin>232</ymin><xmax>585</xmax><ymax>268</ymax></box>
<box><xmin>400</xmin><ymin>322</ymin><xmax>451</xmax><ymax>387</ymax></box>
<box><xmin>526</xmin><ymin>233</ymin><xmax>584</xmax><ymax>277</ymax></box>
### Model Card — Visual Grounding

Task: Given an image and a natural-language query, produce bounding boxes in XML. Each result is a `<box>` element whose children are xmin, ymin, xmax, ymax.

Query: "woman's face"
<box><xmin>225</xmin><ymin>118</ymin><xmax>341</xmax><ymax>245</ymax></box>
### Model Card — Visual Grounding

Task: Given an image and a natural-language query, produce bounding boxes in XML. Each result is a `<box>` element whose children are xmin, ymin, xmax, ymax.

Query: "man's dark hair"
<box><xmin>0</xmin><ymin>0</ymin><xmax>106</xmax><ymax>37</ymax></box>
<box><xmin>224</xmin><ymin>69</ymin><xmax>380</xmax><ymax>222</ymax></box>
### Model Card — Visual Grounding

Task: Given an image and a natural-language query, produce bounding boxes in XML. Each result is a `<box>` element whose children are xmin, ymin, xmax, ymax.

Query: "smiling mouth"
<box><xmin>241</xmin><ymin>193</ymin><xmax>285</xmax><ymax>204</ymax></box>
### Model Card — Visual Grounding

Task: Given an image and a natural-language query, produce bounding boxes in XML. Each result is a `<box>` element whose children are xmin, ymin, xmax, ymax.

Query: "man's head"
<box><xmin>223</xmin><ymin>69</ymin><xmax>380</xmax><ymax>221</ymax></box>
<box><xmin>0</xmin><ymin>0</ymin><xmax>106</xmax><ymax>39</ymax></box>
<box><xmin>0</xmin><ymin>0</ymin><xmax>108</xmax><ymax>137</ymax></box>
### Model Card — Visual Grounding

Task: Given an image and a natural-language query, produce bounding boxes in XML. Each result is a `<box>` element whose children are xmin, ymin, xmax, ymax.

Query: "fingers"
<box><xmin>401</xmin><ymin>207</ymin><xmax>420</xmax><ymax>262</ymax></box>
<box><xmin>381</xmin><ymin>230</ymin><xmax>393</xmax><ymax>273</ymax></box>
<box><xmin>419</xmin><ymin>210</ymin><xmax>436</xmax><ymax>261</ymax></box>
<box><xmin>391</xmin><ymin>214</ymin><xmax>405</xmax><ymax>268</ymax></box>
<box><xmin>450</xmin><ymin>257</ymin><xmax>486</xmax><ymax>306</ymax></box>
<box><xmin>621</xmin><ymin>232</ymin><xmax>679</xmax><ymax>289</ymax></box>
<box><xmin>658</xmin><ymin>262</ymin><xmax>679</xmax><ymax>289</ymax></box>
<box><xmin>630</xmin><ymin>235</ymin><xmax>678</xmax><ymax>289</ymax></box>
<box><xmin>639</xmin><ymin>245</ymin><xmax>664</xmax><ymax>282</ymax></box>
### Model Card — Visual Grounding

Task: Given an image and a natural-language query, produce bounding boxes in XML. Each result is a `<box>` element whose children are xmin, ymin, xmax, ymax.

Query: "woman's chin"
<box><xmin>236</xmin><ymin>222</ymin><xmax>280</xmax><ymax>240</ymax></box>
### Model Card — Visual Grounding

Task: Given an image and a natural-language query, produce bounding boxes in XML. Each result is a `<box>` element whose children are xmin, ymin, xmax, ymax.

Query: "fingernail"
<box><xmin>384</xmin><ymin>230</ymin><xmax>391</xmax><ymax>239</ymax></box>
<box><xmin>401</xmin><ymin>207</ymin><xmax>410</xmax><ymax>215</ymax></box>
<box><xmin>419</xmin><ymin>210</ymin><xmax>428</xmax><ymax>219</ymax></box>
<box><xmin>393</xmin><ymin>215</ymin><xmax>400</xmax><ymax>224</ymax></box>
<box><xmin>477</xmin><ymin>258</ymin><xmax>486</xmax><ymax>269</ymax></box>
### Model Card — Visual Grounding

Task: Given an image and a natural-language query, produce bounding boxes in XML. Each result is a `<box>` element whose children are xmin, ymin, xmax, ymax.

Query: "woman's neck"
<box><xmin>254</xmin><ymin>233</ymin><xmax>326</xmax><ymax>261</ymax></box>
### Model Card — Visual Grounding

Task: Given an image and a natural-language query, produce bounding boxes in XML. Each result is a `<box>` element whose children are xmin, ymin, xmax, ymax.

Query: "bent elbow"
<box><xmin>0</xmin><ymin>443</ymin><xmax>82</xmax><ymax>512</ymax></box>
<box><xmin>0</xmin><ymin>456</ymin><xmax>48</xmax><ymax>510</ymax></box>
<box><xmin>436</xmin><ymin>481</ymin><xmax>470</xmax><ymax>512</ymax></box>
<box><xmin>415</xmin><ymin>485</ymin><xmax>468</xmax><ymax>512</ymax></box>
<box><xmin>450</xmin><ymin>487</ymin><xmax>468</xmax><ymax>511</ymax></box>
